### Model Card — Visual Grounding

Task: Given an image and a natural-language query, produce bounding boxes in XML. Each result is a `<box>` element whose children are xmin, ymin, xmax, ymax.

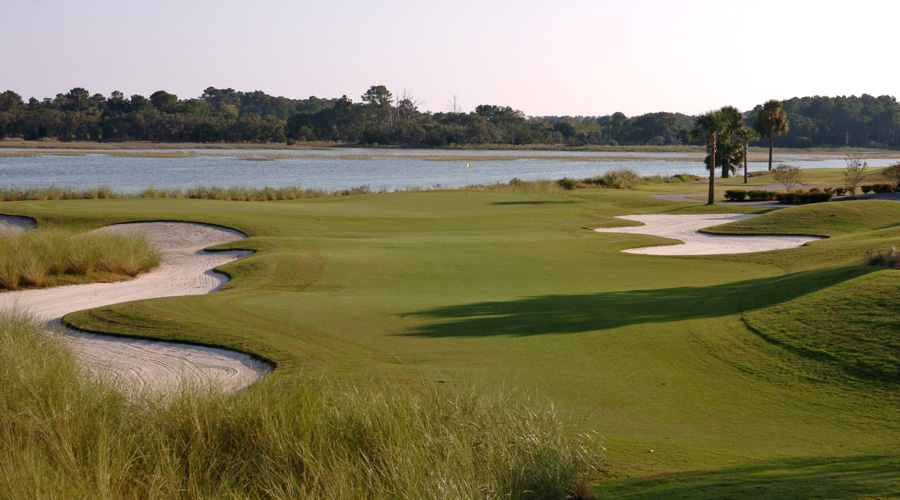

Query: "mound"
<box><xmin>743</xmin><ymin>270</ymin><xmax>900</xmax><ymax>382</ymax></box>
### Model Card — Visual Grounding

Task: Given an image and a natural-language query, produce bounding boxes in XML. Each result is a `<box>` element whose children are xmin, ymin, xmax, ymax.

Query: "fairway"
<box><xmin>4</xmin><ymin>187</ymin><xmax>899</xmax><ymax>498</ymax></box>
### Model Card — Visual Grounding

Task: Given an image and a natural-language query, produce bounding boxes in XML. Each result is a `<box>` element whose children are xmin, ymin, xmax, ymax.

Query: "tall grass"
<box><xmin>0</xmin><ymin>311</ymin><xmax>603</xmax><ymax>499</ymax></box>
<box><xmin>0</xmin><ymin>185</ymin><xmax>373</xmax><ymax>202</ymax></box>
<box><xmin>0</xmin><ymin>229</ymin><xmax>160</xmax><ymax>290</ymax></box>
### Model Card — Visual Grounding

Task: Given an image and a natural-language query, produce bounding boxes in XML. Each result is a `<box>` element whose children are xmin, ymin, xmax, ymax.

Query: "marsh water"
<box><xmin>2</xmin><ymin>148</ymin><xmax>899</xmax><ymax>193</ymax></box>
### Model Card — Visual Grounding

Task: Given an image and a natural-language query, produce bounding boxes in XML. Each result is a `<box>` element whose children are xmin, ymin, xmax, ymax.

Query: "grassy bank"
<box><xmin>2</xmin><ymin>187</ymin><xmax>899</xmax><ymax>498</ymax></box>
<box><xmin>0</xmin><ymin>228</ymin><xmax>160</xmax><ymax>290</ymax></box>
<box><xmin>0</xmin><ymin>310</ymin><xmax>602</xmax><ymax>500</ymax></box>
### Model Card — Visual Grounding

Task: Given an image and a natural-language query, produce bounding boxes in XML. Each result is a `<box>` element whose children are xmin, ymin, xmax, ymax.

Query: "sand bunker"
<box><xmin>0</xmin><ymin>214</ymin><xmax>36</xmax><ymax>234</ymax></box>
<box><xmin>593</xmin><ymin>214</ymin><xmax>823</xmax><ymax>255</ymax></box>
<box><xmin>0</xmin><ymin>219</ymin><xmax>270</xmax><ymax>394</ymax></box>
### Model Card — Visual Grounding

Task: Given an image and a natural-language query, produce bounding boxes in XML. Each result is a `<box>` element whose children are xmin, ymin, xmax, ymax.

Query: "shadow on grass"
<box><xmin>402</xmin><ymin>267</ymin><xmax>874</xmax><ymax>338</ymax></box>
<box><xmin>597</xmin><ymin>454</ymin><xmax>900</xmax><ymax>500</ymax></box>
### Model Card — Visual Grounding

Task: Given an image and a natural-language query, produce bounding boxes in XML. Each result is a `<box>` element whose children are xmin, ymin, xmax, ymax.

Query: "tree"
<box><xmin>734</xmin><ymin>126</ymin><xmax>760</xmax><ymax>184</ymax></box>
<box><xmin>149</xmin><ymin>90</ymin><xmax>179</xmax><ymax>113</ymax></box>
<box><xmin>842</xmin><ymin>156</ymin><xmax>868</xmax><ymax>196</ymax></box>
<box><xmin>0</xmin><ymin>90</ymin><xmax>24</xmax><ymax>112</ymax></box>
<box><xmin>772</xmin><ymin>164</ymin><xmax>803</xmax><ymax>193</ymax></box>
<box><xmin>881</xmin><ymin>162</ymin><xmax>900</xmax><ymax>189</ymax></box>
<box><xmin>689</xmin><ymin>110</ymin><xmax>727</xmax><ymax>205</ymax></box>
<box><xmin>361</xmin><ymin>85</ymin><xmax>393</xmax><ymax>128</ymax></box>
<box><xmin>754</xmin><ymin>99</ymin><xmax>789</xmax><ymax>171</ymax></box>
<box><xmin>708</xmin><ymin>106</ymin><xmax>744</xmax><ymax>178</ymax></box>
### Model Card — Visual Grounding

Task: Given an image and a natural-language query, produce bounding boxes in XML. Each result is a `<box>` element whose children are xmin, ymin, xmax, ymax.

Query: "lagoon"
<box><xmin>2</xmin><ymin>148</ymin><xmax>899</xmax><ymax>193</ymax></box>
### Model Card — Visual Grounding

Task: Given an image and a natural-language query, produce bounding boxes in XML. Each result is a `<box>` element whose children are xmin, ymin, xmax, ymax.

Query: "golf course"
<box><xmin>1</xmin><ymin>168</ymin><xmax>899</xmax><ymax>499</ymax></box>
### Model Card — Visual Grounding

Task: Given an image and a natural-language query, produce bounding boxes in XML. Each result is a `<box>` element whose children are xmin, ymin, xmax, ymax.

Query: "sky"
<box><xmin>2</xmin><ymin>0</ymin><xmax>898</xmax><ymax>117</ymax></box>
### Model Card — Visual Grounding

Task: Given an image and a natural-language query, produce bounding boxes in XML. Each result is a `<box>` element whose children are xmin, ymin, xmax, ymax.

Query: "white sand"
<box><xmin>593</xmin><ymin>214</ymin><xmax>823</xmax><ymax>255</ymax></box>
<box><xmin>0</xmin><ymin>219</ymin><xmax>270</xmax><ymax>394</ymax></box>
<box><xmin>0</xmin><ymin>214</ymin><xmax>36</xmax><ymax>234</ymax></box>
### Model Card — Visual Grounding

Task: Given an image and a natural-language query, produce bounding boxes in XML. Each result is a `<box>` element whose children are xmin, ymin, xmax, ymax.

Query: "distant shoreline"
<box><xmin>2</xmin><ymin>138</ymin><xmax>899</xmax><ymax>158</ymax></box>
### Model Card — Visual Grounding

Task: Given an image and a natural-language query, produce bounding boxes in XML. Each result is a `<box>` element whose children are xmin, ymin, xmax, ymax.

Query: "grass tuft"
<box><xmin>0</xmin><ymin>229</ymin><xmax>160</xmax><ymax>290</ymax></box>
<box><xmin>866</xmin><ymin>246</ymin><xmax>900</xmax><ymax>268</ymax></box>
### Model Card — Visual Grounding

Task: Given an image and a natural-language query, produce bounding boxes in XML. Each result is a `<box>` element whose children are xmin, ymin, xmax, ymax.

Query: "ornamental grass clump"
<box><xmin>0</xmin><ymin>229</ymin><xmax>160</xmax><ymax>290</ymax></box>
<box><xmin>866</xmin><ymin>247</ymin><xmax>900</xmax><ymax>269</ymax></box>
<box><xmin>0</xmin><ymin>310</ymin><xmax>604</xmax><ymax>499</ymax></box>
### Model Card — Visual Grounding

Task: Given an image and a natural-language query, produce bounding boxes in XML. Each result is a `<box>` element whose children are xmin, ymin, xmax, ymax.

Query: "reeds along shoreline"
<box><xmin>0</xmin><ymin>310</ymin><xmax>603</xmax><ymax>499</ymax></box>
<box><xmin>0</xmin><ymin>170</ymin><xmax>697</xmax><ymax>203</ymax></box>
<box><xmin>0</xmin><ymin>229</ymin><xmax>160</xmax><ymax>290</ymax></box>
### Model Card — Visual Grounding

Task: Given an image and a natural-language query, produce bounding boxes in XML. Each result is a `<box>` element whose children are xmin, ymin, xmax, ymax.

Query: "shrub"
<box><xmin>592</xmin><ymin>168</ymin><xmax>641</xmax><ymax>190</ymax></box>
<box><xmin>773</xmin><ymin>164</ymin><xmax>803</xmax><ymax>193</ymax></box>
<box><xmin>670</xmin><ymin>173</ymin><xmax>699</xmax><ymax>183</ymax></box>
<box><xmin>842</xmin><ymin>156</ymin><xmax>868</xmax><ymax>195</ymax></box>
<box><xmin>872</xmin><ymin>183</ymin><xmax>896</xmax><ymax>193</ymax></box>
<box><xmin>861</xmin><ymin>185</ymin><xmax>873</xmax><ymax>194</ymax></box>
<box><xmin>724</xmin><ymin>190</ymin><xmax>748</xmax><ymax>201</ymax></box>
<box><xmin>881</xmin><ymin>162</ymin><xmax>900</xmax><ymax>188</ymax></box>
<box><xmin>746</xmin><ymin>190</ymin><xmax>777</xmax><ymax>201</ymax></box>
<box><xmin>866</xmin><ymin>247</ymin><xmax>900</xmax><ymax>268</ymax></box>
<box><xmin>557</xmin><ymin>177</ymin><xmax>577</xmax><ymax>190</ymax></box>
<box><xmin>775</xmin><ymin>190</ymin><xmax>833</xmax><ymax>205</ymax></box>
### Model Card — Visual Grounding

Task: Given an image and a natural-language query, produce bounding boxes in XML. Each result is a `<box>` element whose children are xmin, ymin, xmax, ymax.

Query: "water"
<box><xmin>2</xmin><ymin>149</ymin><xmax>899</xmax><ymax>193</ymax></box>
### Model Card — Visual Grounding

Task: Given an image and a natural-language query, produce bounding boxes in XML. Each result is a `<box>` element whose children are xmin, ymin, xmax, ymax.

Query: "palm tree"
<box><xmin>754</xmin><ymin>99</ymin><xmax>789</xmax><ymax>171</ymax></box>
<box><xmin>735</xmin><ymin>126</ymin><xmax>760</xmax><ymax>183</ymax></box>
<box><xmin>704</xmin><ymin>106</ymin><xmax>745</xmax><ymax>179</ymax></box>
<box><xmin>690</xmin><ymin>110</ymin><xmax>727</xmax><ymax>205</ymax></box>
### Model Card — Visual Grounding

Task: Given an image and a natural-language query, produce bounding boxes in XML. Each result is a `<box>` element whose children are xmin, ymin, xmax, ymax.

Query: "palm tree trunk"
<box><xmin>768</xmin><ymin>135</ymin><xmax>774</xmax><ymax>171</ymax></box>
<box><xmin>743</xmin><ymin>142</ymin><xmax>749</xmax><ymax>183</ymax></box>
<box><xmin>708</xmin><ymin>136</ymin><xmax>716</xmax><ymax>205</ymax></box>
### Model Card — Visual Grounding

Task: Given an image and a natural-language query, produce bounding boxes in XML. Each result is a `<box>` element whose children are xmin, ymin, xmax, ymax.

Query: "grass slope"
<box><xmin>3</xmin><ymin>188</ymin><xmax>900</xmax><ymax>498</ymax></box>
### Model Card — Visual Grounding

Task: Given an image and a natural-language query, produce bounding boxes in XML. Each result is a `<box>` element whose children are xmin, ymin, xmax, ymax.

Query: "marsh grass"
<box><xmin>0</xmin><ymin>311</ymin><xmax>603</xmax><ymax>500</ymax></box>
<box><xmin>0</xmin><ymin>229</ymin><xmax>160</xmax><ymax>290</ymax></box>
<box><xmin>0</xmin><ymin>185</ymin><xmax>360</xmax><ymax>202</ymax></box>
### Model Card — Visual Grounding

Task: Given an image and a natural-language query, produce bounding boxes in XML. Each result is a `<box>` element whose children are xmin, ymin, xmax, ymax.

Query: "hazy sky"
<box><xmin>3</xmin><ymin>0</ymin><xmax>897</xmax><ymax>116</ymax></box>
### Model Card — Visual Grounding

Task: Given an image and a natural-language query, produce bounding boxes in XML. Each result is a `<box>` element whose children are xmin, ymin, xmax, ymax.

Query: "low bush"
<box><xmin>724</xmin><ymin>190</ymin><xmax>748</xmax><ymax>201</ymax></box>
<box><xmin>871</xmin><ymin>183</ymin><xmax>897</xmax><ymax>194</ymax></box>
<box><xmin>586</xmin><ymin>168</ymin><xmax>642</xmax><ymax>190</ymax></box>
<box><xmin>0</xmin><ymin>311</ymin><xmax>604</xmax><ymax>499</ymax></box>
<box><xmin>643</xmin><ymin>173</ymin><xmax>699</xmax><ymax>184</ymax></box>
<box><xmin>861</xmin><ymin>185</ymin><xmax>874</xmax><ymax>194</ymax></box>
<box><xmin>866</xmin><ymin>247</ymin><xmax>900</xmax><ymax>268</ymax></box>
<box><xmin>557</xmin><ymin>177</ymin><xmax>577</xmax><ymax>190</ymax></box>
<box><xmin>775</xmin><ymin>190</ymin><xmax>833</xmax><ymax>205</ymax></box>
<box><xmin>746</xmin><ymin>190</ymin><xmax>777</xmax><ymax>201</ymax></box>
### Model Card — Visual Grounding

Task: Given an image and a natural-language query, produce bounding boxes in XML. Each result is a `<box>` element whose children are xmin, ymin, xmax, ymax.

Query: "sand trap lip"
<box><xmin>0</xmin><ymin>218</ymin><xmax>271</xmax><ymax>394</ymax></box>
<box><xmin>593</xmin><ymin>214</ymin><xmax>824</xmax><ymax>255</ymax></box>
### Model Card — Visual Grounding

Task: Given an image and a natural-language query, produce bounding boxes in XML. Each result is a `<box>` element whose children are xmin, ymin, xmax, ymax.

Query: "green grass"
<box><xmin>0</xmin><ymin>228</ymin><xmax>160</xmax><ymax>290</ymax></box>
<box><xmin>0</xmin><ymin>311</ymin><xmax>601</xmax><ymax>500</ymax></box>
<box><xmin>2</xmin><ymin>187</ymin><xmax>900</xmax><ymax>498</ymax></box>
<box><xmin>743</xmin><ymin>271</ymin><xmax>900</xmax><ymax>382</ymax></box>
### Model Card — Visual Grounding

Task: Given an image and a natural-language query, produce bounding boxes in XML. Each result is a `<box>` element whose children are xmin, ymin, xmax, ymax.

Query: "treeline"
<box><xmin>1</xmin><ymin>86</ymin><xmax>899</xmax><ymax>148</ymax></box>
<box><xmin>766</xmin><ymin>94</ymin><xmax>900</xmax><ymax>148</ymax></box>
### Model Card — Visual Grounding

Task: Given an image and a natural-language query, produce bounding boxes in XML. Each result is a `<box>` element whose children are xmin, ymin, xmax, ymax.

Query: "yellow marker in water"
<box><xmin>467</xmin><ymin>162</ymin><xmax>471</xmax><ymax>168</ymax></box>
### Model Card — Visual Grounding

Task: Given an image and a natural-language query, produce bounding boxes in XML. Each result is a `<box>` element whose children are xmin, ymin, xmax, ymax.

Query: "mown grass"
<box><xmin>3</xmin><ymin>188</ymin><xmax>900</xmax><ymax>498</ymax></box>
<box><xmin>0</xmin><ymin>228</ymin><xmax>160</xmax><ymax>290</ymax></box>
<box><xmin>0</xmin><ymin>310</ymin><xmax>603</xmax><ymax>500</ymax></box>
<box><xmin>743</xmin><ymin>271</ymin><xmax>900</xmax><ymax>382</ymax></box>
